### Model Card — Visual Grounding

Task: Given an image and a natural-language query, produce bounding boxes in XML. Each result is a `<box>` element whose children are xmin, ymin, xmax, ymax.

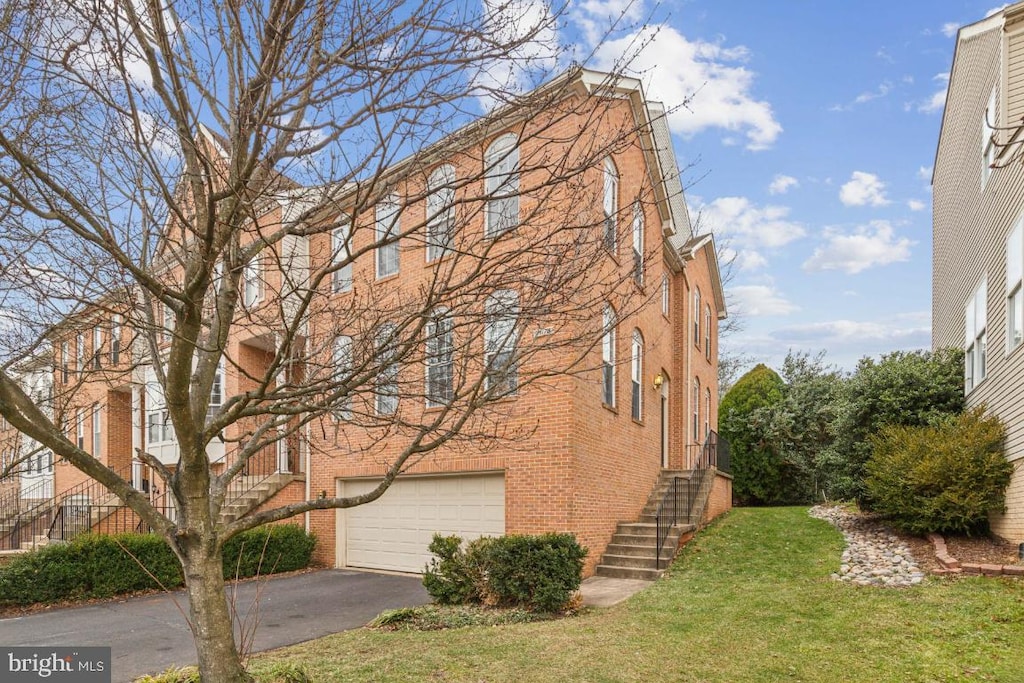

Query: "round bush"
<box><xmin>865</xmin><ymin>408</ymin><xmax>1012</xmax><ymax>535</ymax></box>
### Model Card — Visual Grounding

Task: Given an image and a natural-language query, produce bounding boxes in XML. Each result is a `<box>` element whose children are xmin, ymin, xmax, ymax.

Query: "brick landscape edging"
<box><xmin>926</xmin><ymin>533</ymin><xmax>1024</xmax><ymax>577</ymax></box>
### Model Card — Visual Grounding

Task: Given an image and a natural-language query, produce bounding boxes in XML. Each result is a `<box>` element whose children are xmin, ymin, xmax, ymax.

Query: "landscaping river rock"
<box><xmin>809</xmin><ymin>505</ymin><xmax>926</xmax><ymax>587</ymax></box>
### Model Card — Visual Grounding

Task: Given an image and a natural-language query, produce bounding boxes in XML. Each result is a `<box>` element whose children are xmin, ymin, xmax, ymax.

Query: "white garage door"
<box><xmin>339</xmin><ymin>473</ymin><xmax>505</xmax><ymax>573</ymax></box>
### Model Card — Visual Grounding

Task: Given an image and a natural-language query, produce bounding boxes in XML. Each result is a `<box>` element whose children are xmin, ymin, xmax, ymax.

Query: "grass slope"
<box><xmin>250</xmin><ymin>508</ymin><xmax>1024</xmax><ymax>682</ymax></box>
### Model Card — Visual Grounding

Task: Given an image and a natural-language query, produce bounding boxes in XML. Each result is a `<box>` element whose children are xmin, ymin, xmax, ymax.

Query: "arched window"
<box><xmin>485</xmin><ymin>134</ymin><xmax>519</xmax><ymax>236</ymax></box>
<box><xmin>603</xmin><ymin>158</ymin><xmax>618</xmax><ymax>252</ymax></box>
<box><xmin>332</xmin><ymin>335</ymin><xmax>353</xmax><ymax>420</ymax></box>
<box><xmin>375</xmin><ymin>195</ymin><xmax>400</xmax><ymax>278</ymax></box>
<box><xmin>426</xmin><ymin>165</ymin><xmax>456</xmax><ymax>261</ymax></box>
<box><xmin>631</xmin><ymin>330</ymin><xmax>644</xmax><ymax>420</ymax></box>
<box><xmin>485</xmin><ymin>290</ymin><xmax>519</xmax><ymax>394</ymax></box>
<box><xmin>632</xmin><ymin>202</ymin><xmax>644</xmax><ymax>286</ymax></box>
<box><xmin>425</xmin><ymin>308</ymin><xmax>454</xmax><ymax>406</ymax></box>
<box><xmin>601</xmin><ymin>305</ymin><xmax>616</xmax><ymax>406</ymax></box>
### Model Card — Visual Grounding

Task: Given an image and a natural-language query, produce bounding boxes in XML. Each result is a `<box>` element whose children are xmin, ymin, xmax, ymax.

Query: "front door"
<box><xmin>660</xmin><ymin>375</ymin><xmax>670</xmax><ymax>468</ymax></box>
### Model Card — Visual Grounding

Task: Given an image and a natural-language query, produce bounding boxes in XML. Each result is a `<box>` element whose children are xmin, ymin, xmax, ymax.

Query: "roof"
<box><xmin>680</xmin><ymin>233</ymin><xmax>728</xmax><ymax>320</ymax></box>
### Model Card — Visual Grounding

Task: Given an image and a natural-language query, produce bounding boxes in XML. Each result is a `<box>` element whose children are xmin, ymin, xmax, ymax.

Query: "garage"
<box><xmin>338</xmin><ymin>472</ymin><xmax>505</xmax><ymax>573</ymax></box>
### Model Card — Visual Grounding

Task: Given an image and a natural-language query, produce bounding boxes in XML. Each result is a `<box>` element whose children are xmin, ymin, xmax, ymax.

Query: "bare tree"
<box><xmin>0</xmin><ymin>1</ymin><xmax>668</xmax><ymax>680</ymax></box>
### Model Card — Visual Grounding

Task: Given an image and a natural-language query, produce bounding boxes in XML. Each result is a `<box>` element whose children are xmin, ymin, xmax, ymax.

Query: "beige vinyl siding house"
<box><xmin>933</xmin><ymin>1</ymin><xmax>1024</xmax><ymax>543</ymax></box>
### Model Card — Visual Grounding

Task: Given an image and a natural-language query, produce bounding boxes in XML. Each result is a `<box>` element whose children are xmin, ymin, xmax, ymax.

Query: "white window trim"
<box><xmin>632</xmin><ymin>202</ymin><xmax>644</xmax><ymax>286</ymax></box>
<box><xmin>631</xmin><ymin>330</ymin><xmax>643</xmax><ymax>421</ymax></box>
<box><xmin>110</xmin><ymin>315</ymin><xmax>121</xmax><ymax>364</ymax></box>
<box><xmin>92</xmin><ymin>404</ymin><xmax>101</xmax><ymax>457</ymax></box>
<box><xmin>375</xmin><ymin>323</ymin><xmax>399</xmax><ymax>415</ymax></box>
<box><xmin>705</xmin><ymin>305</ymin><xmax>712</xmax><ymax>360</ymax></box>
<box><xmin>603</xmin><ymin>157</ymin><xmax>618</xmax><ymax>253</ymax></box>
<box><xmin>332</xmin><ymin>335</ymin><xmax>353</xmax><ymax>420</ymax></box>
<box><xmin>484</xmin><ymin>134</ymin><xmax>520</xmax><ymax>238</ymax></box>
<box><xmin>332</xmin><ymin>218</ymin><xmax>353</xmax><ymax>293</ymax></box>
<box><xmin>601</xmin><ymin>305</ymin><xmax>616</xmax><ymax>407</ymax></box>
<box><xmin>965</xmin><ymin>277</ymin><xmax>988</xmax><ymax>392</ymax></box>
<box><xmin>375</xmin><ymin>196</ymin><xmax>401</xmax><ymax>278</ymax></box>
<box><xmin>1007</xmin><ymin>217</ymin><xmax>1023</xmax><ymax>352</ymax></box>
<box><xmin>243</xmin><ymin>259</ymin><xmax>263</xmax><ymax>308</ymax></box>
<box><xmin>425</xmin><ymin>309</ymin><xmax>454</xmax><ymax>407</ymax></box>
<box><xmin>693</xmin><ymin>288</ymin><xmax>701</xmax><ymax>347</ymax></box>
<box><xmin>484</xmin><ymin>289</ymin><xmax>520</xmax><ymax>394</ymax></box>
<box><xmin>93</xmin><ymin>327</ymin><xmax>103</xmax><ymax>369</ymax></box>
<box><xmin>427</xmin><ymin>166</ymin><xmax>456</xmax><ymax>262</ymax></box>
<box><xmin>693</xmin><ymin>378</ymin><xmax>701</xmax><ymax>444</ymax></box>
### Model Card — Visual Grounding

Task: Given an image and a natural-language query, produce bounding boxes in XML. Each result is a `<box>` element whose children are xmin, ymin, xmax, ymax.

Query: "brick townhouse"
<box><xmin>1</xmin><ymin>68</ymin><xmax>730</xmax><ymax>576</ymax></box>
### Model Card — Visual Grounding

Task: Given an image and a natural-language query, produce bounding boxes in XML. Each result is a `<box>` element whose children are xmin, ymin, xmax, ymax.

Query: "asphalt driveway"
<box><xmin>0</xmin><ymin>569</ymin><xmax>429</xmax><ymax>682</ymax></box>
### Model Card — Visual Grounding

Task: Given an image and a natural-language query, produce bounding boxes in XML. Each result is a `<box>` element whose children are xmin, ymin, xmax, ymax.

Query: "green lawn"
<box><xmin>250</xmin><ymin>508</ymin><xmax>1024</xmax><ymax>682</ymax></box>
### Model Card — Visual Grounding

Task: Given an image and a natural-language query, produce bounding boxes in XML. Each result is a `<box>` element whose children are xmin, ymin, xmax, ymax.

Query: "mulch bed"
<box><xmin>895</xmin><ymin>529</ymin><xmax>1021</xmax><ymax>575</ymax></box>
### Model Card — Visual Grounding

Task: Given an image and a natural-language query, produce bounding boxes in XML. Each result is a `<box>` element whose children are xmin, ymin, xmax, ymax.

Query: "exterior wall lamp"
<box><xmin>652</xmin><ymin>373</ymin><xmax>664</xmax><ymax>390</ymax></box>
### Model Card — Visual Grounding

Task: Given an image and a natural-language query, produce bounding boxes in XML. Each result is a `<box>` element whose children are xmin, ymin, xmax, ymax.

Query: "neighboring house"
<box><xmin>4</xmin><ymin>69</ymin><xmax>730</xmax><ymax>576</ymax></box>
<box><xmin>933</xmin><ymin>3</ymin><xmax>1024</xmax><ymax>544</ymax></box>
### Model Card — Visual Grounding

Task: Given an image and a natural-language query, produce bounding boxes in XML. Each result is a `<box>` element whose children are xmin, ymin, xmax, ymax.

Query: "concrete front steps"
<box><xmin>219</xmin><ymin>472</ymin><xmax>301</xmax><ymax>524</ymax></box>
<box><xmin>594</xmin><ymin>469</ymin><xmax>704</xmax><ymax>580</ymax></box>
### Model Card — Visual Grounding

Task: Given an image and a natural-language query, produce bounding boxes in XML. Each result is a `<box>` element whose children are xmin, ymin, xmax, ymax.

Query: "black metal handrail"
<box><xmin>654</xmin><ymin>476</ymin><xmax>682</xmax><ymax>570</ymax></box>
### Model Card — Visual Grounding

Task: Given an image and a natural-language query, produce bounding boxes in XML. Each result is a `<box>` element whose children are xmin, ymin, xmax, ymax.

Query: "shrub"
<box><xmin>422</xmin><ymin>532</ymin><xmax>586</xmax><ymax>613</ymax></box>
<box><xmin>719</xmin><ymin>364</ymin><xmax>787</xmax><ymax>505</ymax></box>
<box><xmin>865</xmin><ymin>408</ymin><xmax>1012</xmax><ymax>535</ymax></box>
<box><xmin>0</xmin><ymin>525</ymin><xmax>316</xmax><ymax>606</ymax></box>
<box><xmin>421</xmin><ymin>534</ymin><xmax>493</xmax><ymax>605</ymax></box>
<box><xmin>222</xmin><ymin>524</ymin><xmax>317</xmax><ymax>579</ymax></box>
<box><xmin>484</xmin><ymin>533</ymin><xmax>587</xmax><ymax>612</ymax></box>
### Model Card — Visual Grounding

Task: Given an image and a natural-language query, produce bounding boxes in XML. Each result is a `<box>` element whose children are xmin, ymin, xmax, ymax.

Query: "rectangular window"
<box><xmin>1008</xmin><ymin>218</ymin><xmax>1023</xmax><ymax>351</ymax></box>
<box><xmin>206</xmin><ymin>366</ymin><xmax>223</xmax><ymax>423</ymax></box>
<box><xmin>603</xmin><ymin>158</ymin><xmax>618</xmax><ymax>252</ymax></box>
<box><xmin>485</xmin><ymin>290</ymin><xmax>520</xmax><ymax>395</ymax></box>
<box><xmin>332</xmin><ymin>336</ymin><xmax>353</xmax><ymax>420</ymax></box>
<box><xmin>965</xmin><ymin>278</ymin><xmax>988</xmax><ymax>392</ymax></box>
<box><xmin>485</xmin><ymin>135</ymin><xmax>520</xmax><ymax>237</ymax></box>
<box><xmin>693</xmin><ymin>289</ymin><xmax>701</xmax><ymax>346</ymax></box>
<box><xmin>705</xmin><ymin>307</ymin><xmax>712</xmax><ymax>361</ymax></box>
<box><xmin>602</xmin><ymin>306</ymin><xmax>616</xmax><ymax>407</ymax></box>
<box><xmin>163</xmin><ymin>303</ymin><xmax>174</xmax><ymax>342</ymax></box>
<box><xmin>661</xmin><ymin>275</ymin><xmax>669</xmax><ymax>316</ymax></box>
<box><xmin>92</xmin><ymin>405</ymin><xmax>101</xmax><ymax>457</ymax></box>
<box><xmin>632</xmin><ymin>203</ymin><xmax>644</xmax><ymax>286</ymax></box>
<box><xmin>110</xmin><ymin>315</ymin><xmax>121</xmax><ymax>364</ymax></box>
<box><xmin>76</xmin><ymin>410</ymin><xmax>85</xmax><ymax>450</ymax></box>
<box><xmin>375</xmin><ymin>196</ymin><xmax>400</xmax><ymax>278</ymax></box>
<box><xmin>61</xmin><ymin>341</ymin><xmax>69</xmax><ymax>383</ymax></box>
<box><xmin>93</xmin><ymin>327</ymin><xmax>102</xmax><ymax>369</ymax></box>
<box><xmin>375</xmin><ymin>324</ymin><xmax>399</xmax><ymax>415</ymax></box>
<box><xmin>427</xmin><ymin>166</ymin><xmax>456</xmax><ymax>262</ymax></box>
<box><xmin>425</xmin><ymin>311</ymin><xmax>454</xmax><ymax>407</ymax></box>
<box><xmin>332</xmin><ymin>220</ymin><xmax>353</xmax><ymax>293</ymax></box>
<box><xmin>76</xmin><ymin>333</ymin><xmax>84</xmax><ymax>374</ymax></box>
<box><xmin>243</xmin><ymin>260</ymin><xmax>262</xmax><ymax>308</ymax></box>
<box><xmin>631</xmin><ymin>331</ymin><xmax>643</xmax><ymax>421</ymax></box>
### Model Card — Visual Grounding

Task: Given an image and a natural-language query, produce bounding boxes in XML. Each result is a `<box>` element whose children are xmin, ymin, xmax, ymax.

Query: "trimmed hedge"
<box><xmin>423</xmin><ymin>532</ymin><xmax>586</xmax><ymax>613</ymax></box>
<box><xmin>865</xmin><ymin>408</ymin><xmax>1012</xmax><ymax>535</ymax></box>
<box><xmin>0</xmin><ymin>525</ymin><xmax>316</xmax><ymax>606</ymax></box>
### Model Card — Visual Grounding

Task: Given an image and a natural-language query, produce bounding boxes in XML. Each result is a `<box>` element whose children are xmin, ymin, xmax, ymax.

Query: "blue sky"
<box><xmin>565</xmin><ymin>0</ymin><xmax>1006</xmax><ymax>371</ymax></box>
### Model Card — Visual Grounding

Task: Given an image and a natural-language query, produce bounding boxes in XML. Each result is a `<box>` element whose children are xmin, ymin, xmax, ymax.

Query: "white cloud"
<box><xmin>473</xmin><ymin>0</ymin><xmax>561</xmax><ymax>109</ymax></box>
<box><xmin>695</xmin><ymin>196</ymin><xmax>805</xmax><ymax>249</ymax></box>
<box><xmin>918</xmin><ymin>73</ymin><xmax>949</xmax><ymax>114</ymax></box>
<box><xmin>907</xmin><ymin>199</ymin><xmax>927</xmax><ymax>211</ymax></box>
<box><xmin>770</xmin><ymin>312</ymin><xmax>931</xmax><ymax>350</ymax></box>
<box><xmin>941</xmin><ymin>22</ymin><xmax>960</xmax><ymax>38</ymax></box>
<box><xmin>730</xmin><ymin>284</ymin><xmax>798</xmax><ymax>317</ymax></box>
<box><xmin>839</xmin><ymin>171</ymin><xmax>890</xmax><ymax>207</ymax></box>
<box><xmin>917</xmin><ymin>165</ymin><xmax>933</xmax><ymax>180</ymax></box>
<box><xmin>802</xmin><ymin>220</ymin><xmax>914</xmax><ymax>274</ymax></box>
<box><xmin>589</xmin><ymin>25</ymin><xmax>781</xmax><ymax>150</ymax></box>
<box><xmin>986</xmin><ymin>5</ymin><xmax>1010</xmax><ymax>18</ymax></box>
<box><xmin>719</xmin><ymin>246</ymin><xmax>768</xmax><ymax>272</ymax></box>
<box><xmin>768</xmin><ymin>174</ymin><xmax>798</xmax><ymax>195</ymax></box>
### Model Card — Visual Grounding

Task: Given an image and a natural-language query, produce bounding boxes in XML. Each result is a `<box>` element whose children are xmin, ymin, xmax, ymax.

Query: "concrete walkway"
<box><xmin>579</xmin><ymin>576</ymin><xmax>651</xmax><ymax>607</ymax></box>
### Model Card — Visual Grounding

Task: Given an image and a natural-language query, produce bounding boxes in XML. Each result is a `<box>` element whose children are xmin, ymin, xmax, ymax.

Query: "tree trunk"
<box><xmin>183</xmin><ymin>546</ymin><xmax>253</xmax><ymax>682</ymax></box>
